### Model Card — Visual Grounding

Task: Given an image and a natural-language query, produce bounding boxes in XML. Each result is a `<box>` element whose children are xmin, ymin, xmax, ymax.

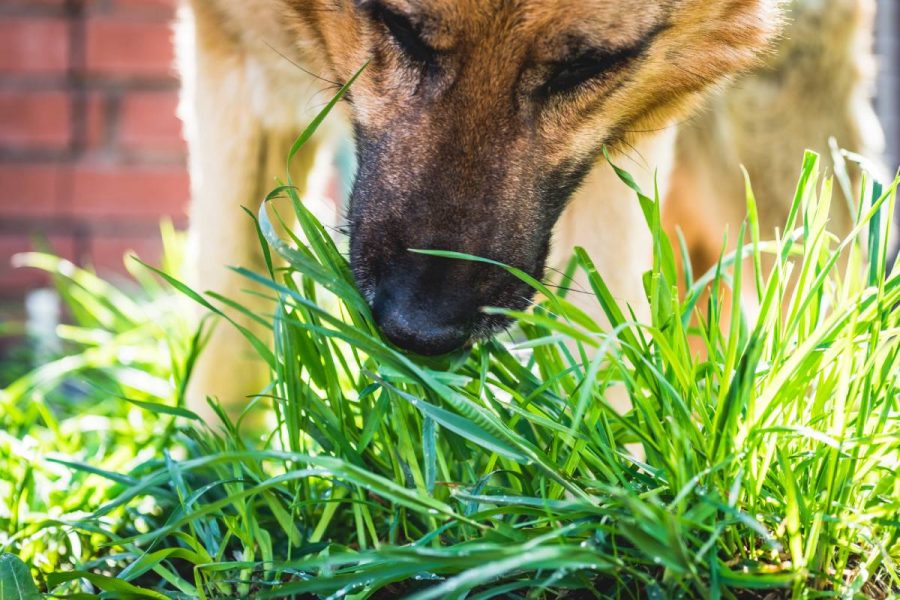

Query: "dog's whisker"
<box><xmin>543</xmin><ymin>265</ymin><xmax>584</xmax><ymax>290</ymax></box>
<box><xmin>622</xmin><ymin>117</ymin><xmax>689</xmax><ymax>135</ymax></box>
<box><xmin>264</xmin><ymin>41</ymin><xmax>341</xmax><ymax>87</ymax></box>
<box><xmin>541</xmin><ymin>284</ymin><xmax>593</xmax><ymax>296</ymax></box>
<box><xmin>618</xmin><ymin>139</ymin><xmax>650</xmax><ymax>171</ymax></box>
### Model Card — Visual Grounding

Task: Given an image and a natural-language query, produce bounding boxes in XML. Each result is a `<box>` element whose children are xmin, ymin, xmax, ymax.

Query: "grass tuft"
<box><xmin>1</xmin><ymin>87</ymin><xmax>899</xmax><ymax>598</ymax></box>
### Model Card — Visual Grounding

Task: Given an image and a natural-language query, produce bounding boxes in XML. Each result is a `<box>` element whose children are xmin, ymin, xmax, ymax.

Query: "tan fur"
<box><xmin>175</xmin><ymin>0</ymin><xmax>882</xmax><ymax>423</ymax></box>
<box><xmin>175</xmin><ymin>1</ymin><xmax>338</xmax><ymax>423</ymax></box>
<box><xmin>666</xmin><ymin>0</ymin><xmax>884</xmax><ymax>277</ymax></box>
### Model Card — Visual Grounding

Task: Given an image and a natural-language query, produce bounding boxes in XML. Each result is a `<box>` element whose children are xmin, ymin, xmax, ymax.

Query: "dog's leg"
<box><xmin>551</xmin><ymin>129</ymin><xmax>678</xmax><ymax>412</ymax></box>
<box><xmin>175</xmin><ymin>1</ymin><xmax>324</xmax><ymax>427</ymax></box>
<box><xmin>553</xmin><ymin>130</ymin><xmax>678</xmax><ymax>321</ymax></box>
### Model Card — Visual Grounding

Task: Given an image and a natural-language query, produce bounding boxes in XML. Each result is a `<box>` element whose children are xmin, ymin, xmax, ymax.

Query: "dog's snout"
<box><xmin>374</xmin><ymin>300</ymin><xmax>470</xmax><ymax>355</ymax></box>
<box><xmin>371</xmin><ymin>263</ymin><xmax>475</xmax><ymax>356</ymax></box>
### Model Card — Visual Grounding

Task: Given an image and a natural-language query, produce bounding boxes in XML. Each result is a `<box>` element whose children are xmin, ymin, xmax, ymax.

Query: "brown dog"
<box><xmin>174</xmin><ymin>0</ymin><xmax>883</xmax><ymax>421</ymax></box>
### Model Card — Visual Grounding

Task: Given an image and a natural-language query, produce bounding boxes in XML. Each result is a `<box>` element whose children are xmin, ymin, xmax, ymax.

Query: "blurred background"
<box><xmin>0</xmin><ymin>0</ymin><xmax>185</xmax><ymax>325</ymax></box>
<box><xmin>0</xmin><ymin>0</ymin><xmax>898</xmax><ymax>341</ymax></box>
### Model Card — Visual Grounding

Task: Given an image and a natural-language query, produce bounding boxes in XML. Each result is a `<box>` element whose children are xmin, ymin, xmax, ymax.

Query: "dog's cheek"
<box><xmin>287</xmin><ymin>1</ymin><xmax>383</xmax><ymax>90</ymax></box>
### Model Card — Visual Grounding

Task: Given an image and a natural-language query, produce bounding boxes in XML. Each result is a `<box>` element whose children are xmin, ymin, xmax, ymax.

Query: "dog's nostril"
<box><xmin>372</xmin><ymin>291</ymin><xmax>471</xmax><ymax>356</ymax></box>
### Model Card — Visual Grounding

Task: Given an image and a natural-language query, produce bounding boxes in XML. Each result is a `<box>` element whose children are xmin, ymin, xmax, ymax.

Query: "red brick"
<box><xmin>0</xmin><ymin>18</ymin><xmax>69</xmax><ymax>75</ymax></box>
<box><xmin>88</xmin><ymin>234</ymin><xmax>163</xmax><ymax>276</ymax></box>
<box><xmin>85</xmin><ymin>18</ymin><xmax>175</xmax><ymax>79</ymax></box>
<box><xmin>83</xmin><ymin>92</ymin><xmax>110</xmax><ymax>150</ymax></box>
<box><xmin>108</xmin><ymin>0</ymin><xmax>177</xmax><ymax>14</ymax></box>
<box><xmin>119</xmin><ymin>91</ymin><xmax>184</xmax><ymax>155</ymax></box>
<box><xmin>0</xmin><ymin>0</ymin><xmax>67</xmax><ymax>11</ymax></box>
<box><xmin>70</xmin><ymin>164</ymin><xmax>188</xmax><ymax>218</ymax></box>
<box><xmin>0</xmin><ymin>91</ymin><xmax>72</xmax><ymax>150</ymax></box>
<box><xmin>0</xmin><ymin>234</ymin><xmax>76</xmax><ymax>297</ymax></box>
<box><xmin>83</xmin><ymin>0</ymin><xmax>176</xmax><ymax>15</ymax></box>
<box><xmin>0</xmin><ymin>163</ymin><xmax>69</xmax><ymax>218</ymax></box>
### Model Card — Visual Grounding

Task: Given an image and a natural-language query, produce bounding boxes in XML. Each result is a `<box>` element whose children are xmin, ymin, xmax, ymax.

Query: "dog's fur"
<box><xmin>175</xmin><ymin>0</ymin><xmax>883</xmax><ymax>421</ymax></box>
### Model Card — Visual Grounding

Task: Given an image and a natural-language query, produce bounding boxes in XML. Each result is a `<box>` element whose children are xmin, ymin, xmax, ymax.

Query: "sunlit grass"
<box><xmin>1</xmin><ymin>79</ymin><xmax>898</xmax><ymax>598</ymax></box>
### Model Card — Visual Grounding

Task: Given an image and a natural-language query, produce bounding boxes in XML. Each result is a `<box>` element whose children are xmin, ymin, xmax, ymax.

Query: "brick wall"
<box><xmin>0</xmin><ymin>0</ymin><xmax>186</xmax><ymax>300</ymax></box>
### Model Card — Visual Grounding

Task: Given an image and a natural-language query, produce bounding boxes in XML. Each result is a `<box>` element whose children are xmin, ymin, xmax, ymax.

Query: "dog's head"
<box><xmin>289</xmin><ymin>0</ymin><xmax>779</xmax><ymax>355</ymax></box>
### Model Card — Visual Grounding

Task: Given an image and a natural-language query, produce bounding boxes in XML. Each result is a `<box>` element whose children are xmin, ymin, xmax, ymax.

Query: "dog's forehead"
<box><xmin>393</xmin><ymin>0</ymin><xmax>667</xmax><ymax>49</ymax></box>
<box><xmin>521</xmin><ymin>0</ymin><xmax>668</xmax><ymax>54</ymax></box>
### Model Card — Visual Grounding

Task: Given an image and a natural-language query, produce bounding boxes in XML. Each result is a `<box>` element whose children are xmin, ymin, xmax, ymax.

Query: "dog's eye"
<box><xmin>373</xmin><ymin>5</ymin><xmax>435</xmax><ymax>64</ymax></box>
<box><xmin>542</xmin><ymin>47</ymin><xmax>641</xmax><ymax>97</ymax></box>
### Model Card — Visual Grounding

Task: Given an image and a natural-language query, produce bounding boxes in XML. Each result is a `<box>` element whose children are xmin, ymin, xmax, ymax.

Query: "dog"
<box><xmin>174</xmin><ymin>0</ymin><xmax>883</xmax><ymax>422</ymax></box>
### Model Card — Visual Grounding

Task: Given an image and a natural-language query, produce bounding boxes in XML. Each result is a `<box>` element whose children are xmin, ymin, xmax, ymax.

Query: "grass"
<box><xmin>1</xmin><ymin>83</ymin><xmax>899</xmax><ymax>598</ymax></box>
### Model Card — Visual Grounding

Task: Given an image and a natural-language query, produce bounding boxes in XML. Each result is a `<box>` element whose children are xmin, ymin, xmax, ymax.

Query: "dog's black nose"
<box><xmin>372</xmin><ymin>284</ymin><xmax>471</xmax><ymax>356</ymax></box>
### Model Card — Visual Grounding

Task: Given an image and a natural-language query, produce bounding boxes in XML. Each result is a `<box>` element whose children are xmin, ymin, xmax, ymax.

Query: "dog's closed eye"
<box><xmin>541</xmin><ymin>45</ymin><xmax>644</xmax><ymax>98</ymax></box>
<box><xmin>368</xmin><ymin>2</ymin><xmax>436</xmax><ymax>65</ymax></box>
